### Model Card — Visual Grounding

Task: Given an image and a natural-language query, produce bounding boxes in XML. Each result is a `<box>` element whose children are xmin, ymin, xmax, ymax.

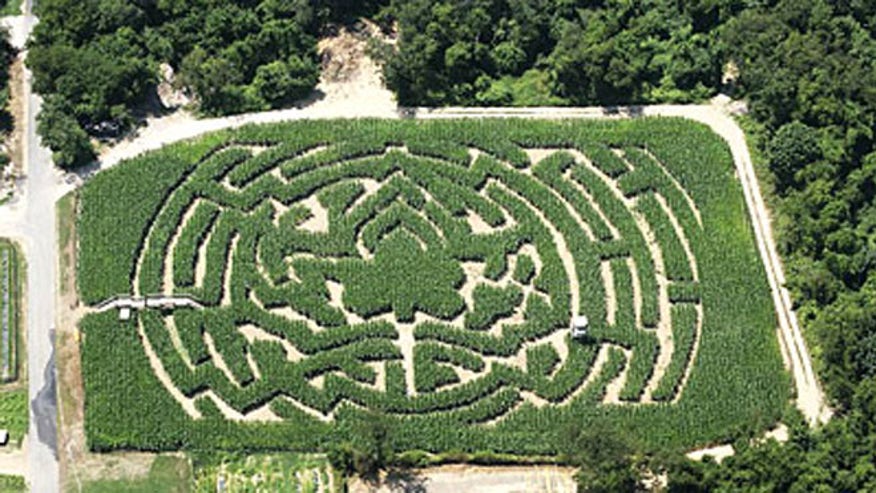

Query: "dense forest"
<box><xmin>26</xmin><ymin>0</ymin><xmax>379</xmax><ymax>168</ymax></box>
<box><xmin>28</xmin><ymin>0</ymin><xmax>876</xmax><ymax>490</ymax></box>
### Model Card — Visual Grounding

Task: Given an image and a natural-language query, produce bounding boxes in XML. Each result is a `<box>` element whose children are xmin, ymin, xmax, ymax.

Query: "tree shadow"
<box><xmin>384</xmin><ymin>467</ymin><xmax>428</xmax><ymax>493</ymax></box>
<box><xmin>601</xmin><ymin>105</ymin><xmax>645</xmax><ymax>118</ymax></box>
<box><xmin>292</xmin><ymin>88</ymin><xmax>327</xmax><ymax>110</ymax></box>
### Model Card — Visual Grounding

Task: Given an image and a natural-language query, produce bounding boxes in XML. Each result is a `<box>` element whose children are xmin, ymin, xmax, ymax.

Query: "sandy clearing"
<box><xmin>268</xmin><ymin>198</ymin><xmax>290</xmax><ymax>228</ymax></box>
<box><xmin>368</xmin><ymin>361</ymin><xmax>386</xmax><ymax>393</ymax></box>
<box><xmin>246</xmin><ymin>351</ymin><xmax>262</xmax><ymax>381</ymax></box>
<box><xmin>347</xmin><ymin>178</ymin><xmax>381</xmax><ymax>213</ymax></box>
<box><xmin>349</xmin><ymin>464</ymin><xmax>577</xmax><ymax>493</ymax></box>
<box><xmin>523</xmin><ymin>148</ymin><xmax>556</xmax><ymax>166</ymax></box>
<box><xmin>325</xmin><ymin>280</ymin><xmax>345</xmax><ymax>312</ymax></box>
<box><xmin>627</xmin><ymin>258</ymin><xmax>644</xmax><ymax>330</ymax></box>
<box><xmin>686</xmin><ymin>444</ymin><xmax>734</xmax><ymax>463</ymax></box>
<box><xmin>466</xmin><ymin>210</ymin><xmax>495</xmax><ymax>233</ymax></box>
<box><xmin>396</xmin><ymin>316</ymin><xmax>417</xmax><ymax>396</ymax></box>
<box><xmin>99</xmin><ymin>25</ymin><xmax>396</xmax><ymax>169</ymax></box>
<box><xmin>687</xmin><ymin>423</ymin><xmax>789</xmax><ymax>464</ymax></box>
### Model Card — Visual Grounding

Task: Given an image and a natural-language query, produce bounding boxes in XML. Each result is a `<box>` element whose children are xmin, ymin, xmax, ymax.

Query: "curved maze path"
<box><xmin>123</xmin><ymin>134</ymin><xmax>705</xmax><ymax>424</ymax></box>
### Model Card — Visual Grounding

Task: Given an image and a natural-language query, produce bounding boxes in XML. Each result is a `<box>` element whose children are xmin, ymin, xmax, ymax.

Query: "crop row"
<box><xmin>651</xmin><ymin>304</ymin><xmax>698</xmax><ymax>401</ymax></box>
<box><xmin>78</xmin><ymin>118</ymin><xmax>788</xmax><ymax>455</ymax></box>
<box><xmin>0</xmin><ymin>242</ymin><xmax>18</xmax><ymax>381</ymax></box>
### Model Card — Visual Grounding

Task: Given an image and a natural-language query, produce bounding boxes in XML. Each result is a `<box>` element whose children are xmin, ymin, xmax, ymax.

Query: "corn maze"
<box><xmin>78</xmin><ymin>118</ymin><xmax>788</xmax><ymax>453</ymax></box>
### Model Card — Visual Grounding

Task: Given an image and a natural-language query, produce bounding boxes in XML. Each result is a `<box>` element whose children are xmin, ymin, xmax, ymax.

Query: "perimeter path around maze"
<box><xmin>99</xmin><ymin>101</ymin><xmax>830</xmax><ymax>426</ymax></box>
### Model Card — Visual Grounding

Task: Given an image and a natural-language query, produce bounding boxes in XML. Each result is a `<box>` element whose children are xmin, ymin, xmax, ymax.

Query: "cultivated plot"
<box><xmin>78</xmin><ymin>118</ymin><xmax>788</xmax><ymax>454</ymax></box>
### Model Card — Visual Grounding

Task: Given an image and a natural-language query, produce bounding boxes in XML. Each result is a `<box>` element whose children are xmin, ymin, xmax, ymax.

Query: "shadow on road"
<box><xmin>384</xmin><ymin>468</ymin><xmax>428</xmax><ymax>493</ymax></box>
<box><xmin>602</xmin><ymin>105</ymin><xmax>645</xmax><ymax>117</ymax></box>
<box><xmin>31</xmin><ymin>328</ymin><xmax>57</xmax><ymax>459</ymax></box>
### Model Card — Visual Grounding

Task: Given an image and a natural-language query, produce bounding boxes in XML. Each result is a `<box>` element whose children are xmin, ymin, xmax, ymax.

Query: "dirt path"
<box><xmin>414</xmin><ymin>104</ymin><xmax>830</xmax><ymax>424</ymax></box>
<box><xmin>96</xmin><ymin>102</ymin><xmax>828</xmax><ymax>423</ymax></box>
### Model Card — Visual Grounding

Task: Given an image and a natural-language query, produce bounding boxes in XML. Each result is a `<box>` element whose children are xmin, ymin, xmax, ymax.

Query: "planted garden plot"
<box><xmin>0</xmin><ymin>240</ymin><xmax>18</xmax><ymax>382</ymax></box>
<box><xmin>78</xmin><ymin>118</ymin><xmax>788</xmax><ymax>453</ymax></box>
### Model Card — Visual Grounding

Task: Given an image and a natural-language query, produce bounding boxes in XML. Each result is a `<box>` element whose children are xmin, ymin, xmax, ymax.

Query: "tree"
<box><xmin>559</xmin><ymin>423</ymin><xmax>644</xmax><ymax>493</ymax></box>
<box><xmin>253</xmin><ymin>56</ymin><xmax>319</xmax><ymax>107</ymax></box>
<box><xmin>37</xmin><ymin>96</ymin><xmax>95</xmax><ymax>169</ymax></box>
<box><xmin>328</xmin><ymin>412</ymin><xmax>394</xmax><ymax>482</ymax></box>
<box><xmin>768</xmin><ymin>121</ymin><xmax>822</xmax><ymax>192</ymax></box>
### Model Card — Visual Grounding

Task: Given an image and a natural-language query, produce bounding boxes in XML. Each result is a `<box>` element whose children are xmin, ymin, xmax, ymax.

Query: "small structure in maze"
<box><xmin>570</xmin><ymin>315</ymin><xmax>589</xmax><ymax>339</ymax></box>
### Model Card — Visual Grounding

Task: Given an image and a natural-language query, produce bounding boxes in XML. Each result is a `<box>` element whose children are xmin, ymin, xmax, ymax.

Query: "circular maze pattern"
<box><xmin>132</xmin><ymin>135</ymin><xmax>704</xmax><ymax>423</ymax></box>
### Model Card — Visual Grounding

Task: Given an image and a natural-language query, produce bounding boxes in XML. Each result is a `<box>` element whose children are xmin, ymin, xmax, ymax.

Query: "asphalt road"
<box><xmin>0</xmin><ymin>0</ymin><xmax>69</xmax><ymax>490</ymax></box>
<box><xmin>22</xmin><ymin>20</ymin><xmax>64</xmax><ymax>493</ymax></box>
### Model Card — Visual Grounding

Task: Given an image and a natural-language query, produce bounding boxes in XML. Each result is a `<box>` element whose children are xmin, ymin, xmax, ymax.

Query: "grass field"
<box><xmin>79</xmin><ymin>456</ymin><xmax>191</xmax><ymax>493</ymax></box>
<box><xmin>77</xmin><ymin>118</ymin><xmax>789</xmax><ymax>455</ymax></box>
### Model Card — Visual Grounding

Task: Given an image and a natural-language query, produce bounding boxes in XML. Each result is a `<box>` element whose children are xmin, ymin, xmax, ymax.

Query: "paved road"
<box><xmin>0</xmin><ymin>0</ymin><xmax>69</xmax><ymax>490</ymax></box>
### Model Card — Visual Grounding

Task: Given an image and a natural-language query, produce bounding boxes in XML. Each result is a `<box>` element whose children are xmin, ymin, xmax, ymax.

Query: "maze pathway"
<box><xmin>121</xmin><ymin>132</ymin><xmax>704</xmax><ymax>424</ymax></box>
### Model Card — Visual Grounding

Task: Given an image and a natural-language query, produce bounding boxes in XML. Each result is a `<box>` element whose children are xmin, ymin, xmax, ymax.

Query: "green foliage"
<box><xmin>27</xmin><ymin>0</ymin><xmax>329</xmax><ymax>167</ymax></box>
<box><xmin>78</xmin><ymin>118</ymin><xmax>786</xmax><ymax>456</ymax></box>
<box><xmin>0</xmin><ymin>389</ymin><xmax>27</xmax><ymax>447</ymax></box>
<box><xmin>77</xmin><ymin>134</ymin><xmax>225</xmax><ymax>304</ymax></box>
<box><xmin>35</xmin><ymin>95</ymin><xmax>96</xmax><ymax>170</ymax></box>
<box><xmin>328</xmin><ymin>412</ymin><xmax>394</xmax><ymax>481</ymax></box>
<box><xmin>338</xmin><ymin>230</ymin><xmax>466</xmax><ymax>323</ymax></box>
<box><xmin>381</xmin><ymin>0</ymin><xmax>722</xmax><ymax>106</ymax></box>
<box><xmin>767</xmin><ymin>122</ymin><xmax>822</xmax><ymax>192</ymax></box>
<box><xmin>0</xmin><ymin>240</ymin><xmax>21</xmax><ymax>383</ymax></box>
<box><xmin>464</xmin><ymin>285</ymin><xmax>522</xmax><ymax>331</ymax></box>
<box><xmin>81</xmin><ymin>455</ymin><xmax>192</xmax><ymax>493</ymax></box>
<box><xmin>0</xmin><ymin>475</ymin><xmax>24</xmax><ymax>493</ymax></box>
<box><xmin>560</xmin><ymin>423</ymin><xmax>644</xmax><ymax>493</ymax></box>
